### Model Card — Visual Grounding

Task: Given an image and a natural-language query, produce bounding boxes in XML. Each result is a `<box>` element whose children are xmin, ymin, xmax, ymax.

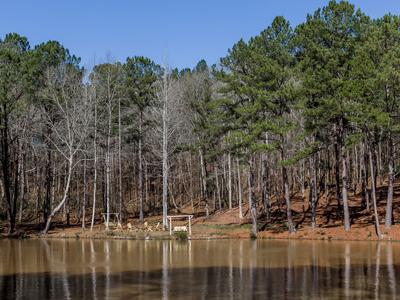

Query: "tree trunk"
<box><xmin>199</xmin><ymin>149</ymin><xmax>208</xmax><ymax>217</ymax></box>
<box><xmin>367</xmin><ymin>135</ymin><xmax>381</xmax><ymax>237</ymax></box>
<box><xmin>41</xmin><ymin>158</ymin><xmax>73</xmax><ymax>234</ymax></box>
<box><xmin>373</xmin><ymin>141</ymin><xmax>378</xmax><ymax>198</ymax></box>
<box><xmin>36</xmin><ymin>167</ymin><xmax>40</xmax><ymax>225</ymax></box>
<box><xmin>353</xmin><ymin>146</ymin><xmax>357</xmax><ymax>195</ymax></box>
<box><xmin>162</xmin><ymin>105</ymin><xmax>168</xmax><ymax>230</ymax></box>
<box><xmin>365</xmin><ymin>143</ymin><xmax>370</xmax><ymax>212</ymax></box>
<box><xmin>189</xmin><ymin>155</ymin><xmax>194</xmax><ymax>213</ymax></box>
<box><xmin>214</xmin><ymin>160</ymin><xmax>222</xmax><ymax>214</ymax></box>
<box><xmin>257</xmin><ymin>155</ymin><xmax>261</xmax><ymax>214</ymax></box>
<box><xmin>90</xmin><ymin>96</ymin><xmax>98</xmax><ymax>232</ymax></box>
<box><xmin>325</xmin><ymin>149</ymin><xmax>330</xmax><ymax>206</ymax></box>
<box><xmin>145</xmin><ymin>160</ymin><xmax>149</xmax><ymax>211</ymax></box>
<box><xmin>12</xmin><ymin>145</ymin><xmax>19</xmax><ymax>233</ymax></box>
<box><xmin>76</xmin><ymin>172</ymin><xmax>80</xmax><ymax>222</ymax></box>
<box><xmin>301</xmin><ymin>159</ymin><xmax>305</xmax><ymax>212</ymax></box>
<box><xmin>139</xmin><ymin>112</ymin><xmax>144</xmax><ymax>224</ymax></box>
<box><xmin>249</xmin><ymin>155</ymin><xmax>257</xmax><ymax>234</ymax></box>
<box><xmin>228</xmin><ymin>151</ymin><xmax>232</xmax><ymax>211</ymax></box>
<box><xmin>264</xmin><ymin>150</ymin><xmax>270</xmax><ymax>219</ymax></box>
<box><xmin>82</xmin><ymin>155</ymin><xmax>86</xmax><ymax>230</ymax></box>
<box><xmin>341</xmin><ymin>126</ymin><xmax>350</xmax><ymax>231</ymax></box>
<box><xmin>361</xmin><ymin>140</ymin><xmax>366</xmax><ymax>210</ymax></box>
<box><xmin>385</xmin><ymin>132</ymin><xmax>394</xmax><ymax>229</ymax></box>
<box><xmin>281</xmin><ymin>149</ymin><xmax>294</xmax><ymax>235</ymax></box>
<box><xmin>66</xmin><ymin>179</ymin><xmax>70</xmax><ymax>226</ymax></box>
<box><xmin>44</xmin><ymin>128</ymin><xmax>52</xmax><ymax>228</ymax></box>
<box><xmin>106</xmin><ymin>101</ymin><xmax>112</xmax><ymax>230</ymax></box>
<box><xmin>51</xmin><ymin>157</ymin><xmax>56</xmax><ymax>210</ymax></box>
<box><xmin>334</xmin><ymin>135</ymin><xmax>342</xmax><ymax>214</ymax></box>
<box><xmin>0</xmin><ymin>177</ymin><xmax>4</xmax><ymax>201</ymax></box>
<box><xmin>378</xmin><ymin>141</ymin><xmax>382</xmax><ymax>186</ymax></box>
<box><xmin>18</xmin><ymin>153</ymin><xmax>25</xmax><ymax>223</ymax></box>
<box><xmin>310</xmin><ymin>150</ymin><xmax>316</xmax><ymax>230</ymax></box>
<box><xmin>118</xmin><ymin>98</ymin><xmax>123</xmax><ymax>224</ymax></box>
<box><xmin>178</xmin><ymin>156</ymin><xmax>183</xmax><ymax>208</ymax></box>
<box><xmin>237</xmin><ymin>157</ymin><xmax>242</xmax><ymax>218</ymax></box>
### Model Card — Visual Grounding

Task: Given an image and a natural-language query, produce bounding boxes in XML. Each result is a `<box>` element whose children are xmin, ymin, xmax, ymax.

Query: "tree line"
<box><xmin>1</xmin><ymin>1</ymin><xmax>399</xmax><ymax>236</ymax></box>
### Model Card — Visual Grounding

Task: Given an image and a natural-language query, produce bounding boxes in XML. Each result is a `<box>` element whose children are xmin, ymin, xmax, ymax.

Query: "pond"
<box><xmin>0</xmin><ymin>238</ymin><xmax>398</xmax><ymax>299</ymax></box>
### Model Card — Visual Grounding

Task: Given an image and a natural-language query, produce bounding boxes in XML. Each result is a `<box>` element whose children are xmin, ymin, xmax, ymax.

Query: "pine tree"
<box><xmin>124</xmin><ymin>56</ymin><xmax>161</xmax><ymax>224</ymax></box>
<box><xmin>350</xmin><ymin>14</ymin><xmax>400</xmax><ymax>232</ymax></box>
<box><xmin>295</xmin><ymin>1</ymin><xmax>369</xmax><ymax>231</ymax></box>
<box><xmin>217</xmin><ymin>16</ymin><xmax>298</xmax><ymax>235</ymax></box>
<box><xmin>0</xmin><ymin>33</ymin><xmax>37</xmax><ymax>233</ymax></box>
<box><xmin>188</xmin><ymin>60</ymin><xmax>224</xmax><ymax>217</ymax></box>
<box><xmin>92</xmin><ymin>60</ymin><xmax>123</xmax><ymax>230</ymax></box>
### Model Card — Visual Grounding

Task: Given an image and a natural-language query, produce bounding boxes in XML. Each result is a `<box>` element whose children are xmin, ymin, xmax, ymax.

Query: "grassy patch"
<box><xmin>174</xmin><ymin>231</ymin><xmax>188</xmax><ymax>240</ymax></box>
<box><xmin>214</xmin><ymin>231</ymin><xmax>229</xmax><ymax>236</ymax></box>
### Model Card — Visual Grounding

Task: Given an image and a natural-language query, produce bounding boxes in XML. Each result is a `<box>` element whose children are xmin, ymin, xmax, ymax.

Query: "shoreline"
<box><xmin>1</xmin><ymin>224</ymin><xmax>398</xmax><ymax>243</ymax></box>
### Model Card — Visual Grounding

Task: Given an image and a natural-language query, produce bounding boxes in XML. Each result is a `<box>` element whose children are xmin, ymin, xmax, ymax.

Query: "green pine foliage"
<box><xmin>214</xmin><ymin>16</ymin><xmax>299</xmax><ymax>234</ymax></box>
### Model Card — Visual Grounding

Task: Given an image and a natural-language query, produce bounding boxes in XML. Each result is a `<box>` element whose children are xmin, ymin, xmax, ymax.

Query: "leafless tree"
<box><xmin>148</xmin><ymin>51</ymin><xmax>185</xmax><ymax>230</ymax></box>
<box><xmin>40</xmin><ymin>65</ymin><xmax>93</xmax><ymax>234</ymax></box>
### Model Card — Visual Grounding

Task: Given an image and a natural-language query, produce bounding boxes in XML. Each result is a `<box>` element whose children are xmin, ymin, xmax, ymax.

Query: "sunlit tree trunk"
<box><xmin>249</xmin><ymin>155</ymin><xmax>257</xmax><ymax>234</ymax></box>
<box><xmin>237</xmin><ymin>157</ymin><xmax>242</xmax><ymax>218</ymax></box>
<box><xmin>367</xmin><ymin>133</ymin><xmax>381</xmax><ymax>237</ymax></box>
<box><xmin>385</xmin><ymin>132</ymin><xmax>394</xmax><ymax>229</ymax></box>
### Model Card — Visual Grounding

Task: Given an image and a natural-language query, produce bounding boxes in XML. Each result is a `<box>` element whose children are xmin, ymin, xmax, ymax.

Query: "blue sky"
<box><xmin>1</xmin><ymin>1</ymin><xmax>400</xmax><ymax>70</ymax></box>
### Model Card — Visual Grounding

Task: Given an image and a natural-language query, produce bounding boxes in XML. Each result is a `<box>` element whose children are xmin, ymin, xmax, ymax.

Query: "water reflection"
<box><xmin>387</xmin><ymin>243</ymin><xmax>396</xmax><ymax>300</ymax></box>
<box><xmin>375</xmin><ymin>243</ymin><xmax>381</xmax><ymax>299</ymax></box>
<box><xmin>0</xmin><ymin>239</ymin><xmax>399</xmax><ymax>299</ymax></box>
<box><xmin>90</xmin><ymin>240</ymin><xmax>97</xmax><ymax>300</ymax></box>
<box><xmin>345</xmin><ymin>243</ymin><xmax>350</xmax><ymax>299</ymax></box>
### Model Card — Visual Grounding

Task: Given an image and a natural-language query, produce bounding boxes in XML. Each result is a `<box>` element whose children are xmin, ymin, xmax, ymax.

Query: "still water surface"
<box><xmin>0</xmin><ymin>238</ymin><xmax>399</xmax><ymax>299</ymax></box>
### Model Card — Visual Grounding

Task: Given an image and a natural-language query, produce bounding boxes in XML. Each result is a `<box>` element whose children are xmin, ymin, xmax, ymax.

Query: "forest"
<box><xmin>1</xmin><ymin>1</ymin><xmax>399</xmax><ymax>237</ymax></box>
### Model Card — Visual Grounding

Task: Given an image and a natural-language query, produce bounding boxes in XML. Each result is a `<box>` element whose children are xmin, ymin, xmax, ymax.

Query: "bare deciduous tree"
<box><xmin>149</xmin><ymin>52</ymin><xmax>185</xmax><ymax>230</ymax></box>
<box><xmin>41</xmin><ymin>65</ymin><xmax>92</xmax><ymax>234</ymax></box>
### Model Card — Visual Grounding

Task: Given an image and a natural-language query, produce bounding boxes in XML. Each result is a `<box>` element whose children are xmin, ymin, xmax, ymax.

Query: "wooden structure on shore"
<box><xmin>167</xmin><ymin>215</ymin><xmax>193</xmax><ymax>235</ymax></box>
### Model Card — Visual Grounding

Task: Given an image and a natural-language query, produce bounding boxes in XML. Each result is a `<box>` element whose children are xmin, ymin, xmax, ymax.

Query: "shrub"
<box><xmin>174</xmin><ymin>231</ymin><xmax>188</xmax><ymax>240</ymax></box>
<box><xmin>106</xmin><ymin>230</ymin><xmax>115</xmax><ymax>236</ymax></box>
<box><xmin>249</xmin><ymin>232</ymin><xmax>257</xmax><ymax>239</ymax></box>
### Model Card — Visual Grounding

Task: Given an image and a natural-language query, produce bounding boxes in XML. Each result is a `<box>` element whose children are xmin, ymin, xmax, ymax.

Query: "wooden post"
<box><xmin>189</xmin><ymin>216</ymin><xmax>191</xmax><ymax>235</ymax></box>
<box><xmin>169</xmin><ymin>217</ymin><xmax>172</xmax><ymax>235</ymax></box>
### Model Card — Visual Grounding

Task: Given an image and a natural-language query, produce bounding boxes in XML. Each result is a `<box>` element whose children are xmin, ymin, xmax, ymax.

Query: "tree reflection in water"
<box><xmin>0</xmin><ymin>239</ymin><xmax>398</xmax><ymax>299</ymax></box>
